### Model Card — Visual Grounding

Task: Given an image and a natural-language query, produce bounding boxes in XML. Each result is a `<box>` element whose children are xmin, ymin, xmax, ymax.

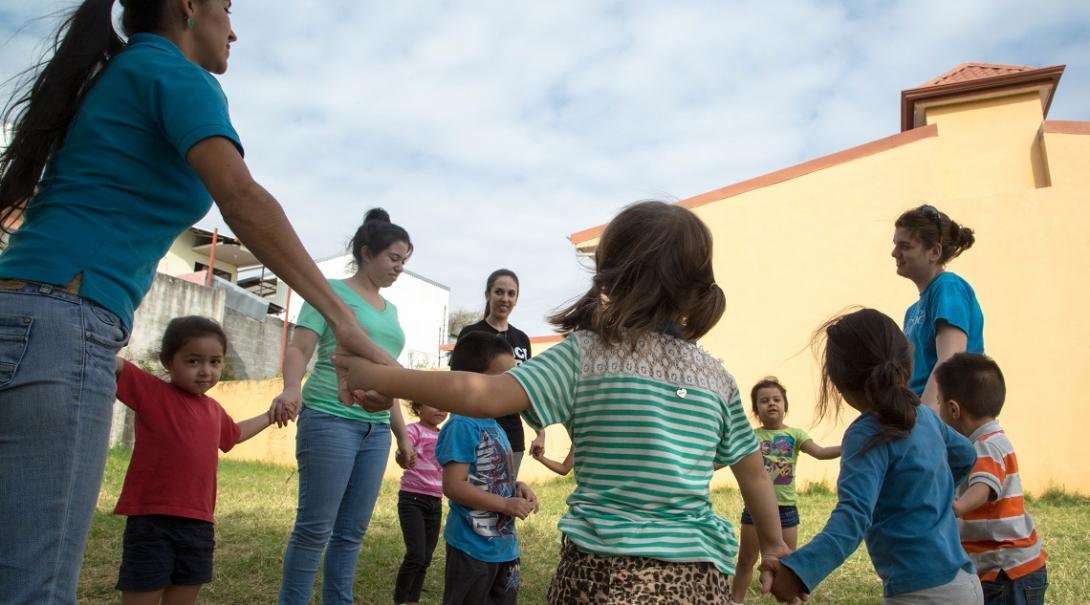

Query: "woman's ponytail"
<box><xmin>1</xmin><ymin>0</ymin><xmax>123</xmax><ymax>233</ymax></box>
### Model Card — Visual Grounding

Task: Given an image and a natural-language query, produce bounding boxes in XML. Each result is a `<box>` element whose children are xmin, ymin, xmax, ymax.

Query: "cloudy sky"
<box><xmin>2</xmin><ymin>1</ymin><xmax>1087</xmax><ymax>335</ymax></box>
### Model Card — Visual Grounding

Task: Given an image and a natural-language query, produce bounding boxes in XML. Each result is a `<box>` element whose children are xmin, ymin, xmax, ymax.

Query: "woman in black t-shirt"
<box><xmin>456</xmin><ymin>268</ymin><xmax>544</xmax><ymax>475</ymax></box>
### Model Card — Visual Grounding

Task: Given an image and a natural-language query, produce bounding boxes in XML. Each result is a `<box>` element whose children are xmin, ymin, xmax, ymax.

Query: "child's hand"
<box><xmin>529</xmin><ymin>432</ymin><xmax>546</xmax><ymax>457</ymax></box>
<box><xmin>760</xmin><ymin>557</ymin><xmax>808</xmax><ymax>603</ymax></box>
<box><xmin>515</xmin><ymin>481</ymin><xmax>539</xmax><ymax>513</ymax></box>
<box><xmin>503</xmin><ymin>497</ymin><xmax>534</xmax><ymax>520</ymax></box>
<box><xmin>270</xmin><ymin>387</ymin><xmax>301</xmax><ymax>427</ymax></box>
<box><xmin>395</xmin><ymin>446</ymin><xmax>417</xmax><ymax>470</ymax></box>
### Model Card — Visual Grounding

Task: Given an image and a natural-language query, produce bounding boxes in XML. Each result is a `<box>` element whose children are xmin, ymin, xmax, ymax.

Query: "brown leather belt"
<box><xmin>0</xmin><ymin>274</ymin><xmax>82</xmax><ymax>294</ymax></box>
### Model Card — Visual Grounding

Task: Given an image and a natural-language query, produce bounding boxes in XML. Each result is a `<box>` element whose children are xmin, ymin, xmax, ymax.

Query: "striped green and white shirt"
<box><xmin>509</xmin><ymin>330</ymin><xmax>758</xmax><ymax>575</ymax></box>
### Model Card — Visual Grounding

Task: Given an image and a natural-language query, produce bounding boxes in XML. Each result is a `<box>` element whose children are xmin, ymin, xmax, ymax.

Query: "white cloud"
<box><xmin>1</xmin><ymin>0</ymin><xmax>1087</xmax><ymax>335</ymax></box>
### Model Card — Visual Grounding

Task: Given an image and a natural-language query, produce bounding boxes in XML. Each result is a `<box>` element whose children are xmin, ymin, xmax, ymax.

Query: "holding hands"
<box><xmin>269</xmin><ymin>386</ymin><xmax>302</xmax><ymax>427</ymax></box>
<box><xmin>760</xmin><ymin>555</ymin><xmax>809</xmax><ymax>603</ymax></box>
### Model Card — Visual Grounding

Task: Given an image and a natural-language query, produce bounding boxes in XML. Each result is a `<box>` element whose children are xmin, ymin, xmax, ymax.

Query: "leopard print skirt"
<box><xmin>547</xmin><ymin>538</ymin><xmax>732</xmax><ymax>604</ymax></box>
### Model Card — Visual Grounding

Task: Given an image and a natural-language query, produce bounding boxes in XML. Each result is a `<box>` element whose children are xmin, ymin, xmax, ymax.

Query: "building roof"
<box><xmin>900</xmin><ymin>62</ymin><xmax>1064</xmax><ymax>131</ymax></box>
<box><xmin>918</xmin><ymin>62</ymin><xmax>1037</xmax><ymax>86</ymax></box>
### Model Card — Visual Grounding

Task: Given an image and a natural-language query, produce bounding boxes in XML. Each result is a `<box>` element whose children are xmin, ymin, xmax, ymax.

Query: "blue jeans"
<box><xmin>279</xmin><ymin>408</ymin><xmax>391</xmax><ymax>605</ymax></box>
<box><xmin>982</xmin><ymin>566</ymin><xmax>1048</xmax><ymax>605</ymax></box>
<box><xmin>0</xmin><ymin>284</ymin><xmax>128</xmax><ymax>604</ymax></box>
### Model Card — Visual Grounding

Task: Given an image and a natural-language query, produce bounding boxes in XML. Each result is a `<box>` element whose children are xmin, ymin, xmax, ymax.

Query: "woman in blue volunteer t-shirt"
<box><xmin>891</xmin><ymin>204</ymin><xmax>985</xmax><ymax>409</ymax></box>
<box><xmin>0</xmin><ymin>3</ymin><xmax>393</xmax><ymax>602</ymax></box>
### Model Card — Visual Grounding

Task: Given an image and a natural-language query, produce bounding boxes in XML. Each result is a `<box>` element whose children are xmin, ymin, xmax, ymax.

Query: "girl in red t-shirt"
<box><xmin>113</xmin><ymin>316</ymin><xmax>280</xmax><ymax>605</ymax></box>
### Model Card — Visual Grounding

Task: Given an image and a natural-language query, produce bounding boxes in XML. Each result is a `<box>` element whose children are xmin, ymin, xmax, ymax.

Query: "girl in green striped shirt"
<box><xmin>336</xmin><ymin>201</ymin><xmax>791</xmax><ymax>604</ymax></box>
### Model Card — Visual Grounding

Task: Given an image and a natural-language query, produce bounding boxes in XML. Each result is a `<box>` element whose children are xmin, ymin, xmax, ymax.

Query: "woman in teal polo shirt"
<box><xmin>0</xmin><ymin>3</ymin><xmax>394</xmax><ymax>603</ymax></box>
<box><xmin>272</xmin><ymin>209</ymin><xmax>414</xmax><ymax>605</ymax></box>
<box><xmin>891</xmin><ymin>204</ymin><xmax>985</xmax><ymax>409</ymax></box>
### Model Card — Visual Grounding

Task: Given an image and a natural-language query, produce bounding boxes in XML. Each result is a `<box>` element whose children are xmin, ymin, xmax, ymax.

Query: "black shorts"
<box><xmin>116</xmin><ymin>515</ymin><xmax>215</xmax><ymax>592</ymax></box>
<box><xmin>740</xmin><ymin>505</ymin><xmax>800</xmax><ymax>529</ymax></box>
<box><xmin>443</xmin><ymin>544</ymin><xmax>519</xmax><ymax>605</ymax></box>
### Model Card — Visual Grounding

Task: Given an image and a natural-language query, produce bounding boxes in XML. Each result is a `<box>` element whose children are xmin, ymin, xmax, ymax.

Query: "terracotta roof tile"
<box><xmin>920</xmin><ymin>62</ymin><xmax>1037</xmax><ymax>87</ymax></box>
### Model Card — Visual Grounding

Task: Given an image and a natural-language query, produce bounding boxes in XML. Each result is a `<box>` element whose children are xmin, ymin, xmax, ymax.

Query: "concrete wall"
<box><xmin>223</xmin><ymin>307</ymin><xmax>293</xmax><ymax>381</ymax></box>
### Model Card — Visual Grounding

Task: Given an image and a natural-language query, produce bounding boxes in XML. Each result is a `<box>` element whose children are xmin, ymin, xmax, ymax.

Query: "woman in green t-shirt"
<box><xmin>273</xmin><ymin>209</ymin><xmax>415</xmax><ymax>605</ymax></box>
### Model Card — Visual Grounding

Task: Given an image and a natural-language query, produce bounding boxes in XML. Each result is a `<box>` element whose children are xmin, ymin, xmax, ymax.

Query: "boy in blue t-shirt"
<box><xmin>436</xmin><ymin>332</ymin><xmax>538</xmax><ymax>604</ymax></box>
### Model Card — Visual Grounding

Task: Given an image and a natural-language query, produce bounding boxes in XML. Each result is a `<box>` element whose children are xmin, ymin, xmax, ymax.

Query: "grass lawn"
<box><xmin>79</xmin><ymin>449</ymin><xmax>1089</xmax><ymax>604</ymax></box>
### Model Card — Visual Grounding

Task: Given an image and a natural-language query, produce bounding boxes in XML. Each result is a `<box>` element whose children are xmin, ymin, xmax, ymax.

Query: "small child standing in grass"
<box><xmin>730</xmin><ymin>377</ymin><xmax>840</xmax><ymax>605</ymax></box>
<box><xmin>935</xmin><ymin>353</ymin><xmax>1048</xmax><ymax>605</ymax></box>
<box><xmin>112</xmin><ymin>316</ymin><xmax>279</xmax><ymax>605</ymax></box>
<box><xmin>436</xmin><ymin>332</ymin><xmax>538</xmax><ymax>605</ymax></box>
<box><xmin>394</xmin><ymin>401</ymin><xmax>448</xmax><ymax>605</ymax></box>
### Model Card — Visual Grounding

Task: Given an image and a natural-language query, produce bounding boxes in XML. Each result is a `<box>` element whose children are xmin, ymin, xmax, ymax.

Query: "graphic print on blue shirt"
<box><xmin>762</xmin><ymin>435</ymin><xmax>797</xmax><ymax>486</ymax></box>
<box><xmin>466</xmin><ymin>427</ymin><xmax>516</xmax><ymax>538</ymax></box>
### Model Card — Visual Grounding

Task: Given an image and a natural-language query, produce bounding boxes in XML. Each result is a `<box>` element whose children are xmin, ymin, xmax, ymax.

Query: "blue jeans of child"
<box><xmin>0</xmin><ymin>284</ymin><xmax>128</xmax><ymax>604</ymax></box>
<box><xmin>279</xmin><ymin>408</ymin><xmax>390</xmax><ymax>605</ymax></box>
<box><xmin>983</xmin><ymin>566</ymin><xmax>1048</xmax><ymax>605</ymax></box>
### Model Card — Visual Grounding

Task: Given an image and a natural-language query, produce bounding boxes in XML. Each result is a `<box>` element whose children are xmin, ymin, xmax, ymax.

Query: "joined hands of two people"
<box><xmin>759</xmin><ymin>556</ymin><xmax>809</xmax><ymax>603</ymax></box>
<box><xmin>269</xmin><ymin>350</ymin><xmax>416</xmax><ymax>469</ymax></box>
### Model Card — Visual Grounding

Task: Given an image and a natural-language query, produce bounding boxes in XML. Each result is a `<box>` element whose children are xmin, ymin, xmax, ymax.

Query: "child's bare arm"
<box><xmin>800</xmin><ymin>439</ymin><xmax>841</xmax><ymax>460</ymax></box>
<box><xmin>236</xmin><ymin>411</ymin><xmax>274</xmax><ymax>444</ymax></box>
<box><xmin>732</xmin><ymin>451</ymin><xmax>791</xmax><ymax>558</ymax></box>
<box><xmin>334</xmin><ymin>355</ymin><xmax>530</xmax><ymax>418</ymax></box>
<box><xmin>114</xmin><ymin>356</ymin><xmax>124</xmax><ymax>376</ymax></box>
<box><xmin>953</xmin><ymin>482</ymin><xmax>993</xmax><ymax>517</ymax></box>
<box><xmin>533</xmin><ymin>448</ymin><xmax>574</xmax><ymax>476</ymax></box>
<box><xmin>442</xmin><ymin>463</ymin><xmax>533</xmax><ymax>519</ymax></box>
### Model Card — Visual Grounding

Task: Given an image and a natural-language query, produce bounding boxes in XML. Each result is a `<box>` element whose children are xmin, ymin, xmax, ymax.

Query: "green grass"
<box><xmin>79</xmin><ymin>449</ymin><xmax>1090</xmax><ymax>604</ymax></box>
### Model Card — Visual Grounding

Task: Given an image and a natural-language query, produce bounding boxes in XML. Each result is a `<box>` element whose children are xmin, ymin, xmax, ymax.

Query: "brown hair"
<box><xmin>814</xmin><ymin>308</ymin><xmax>917</xmax><ymax>450</ymax></box>
<box><xmin>482</xmin><ymin>269</ymin><xmax>519</xmax><ymax>320</ymax></box>
<box><xmin>159</xmin><ymin>316</ymin><xmax>227</xmax><ymax>365</ymax></box>
<box><xmin>750</xmin><ymin>376</ymin><xmax>789</xmax><ymax>416</ymax></box>
<box><xmin>894</xmin><ymin>204</ymin><xmax>975</xmax><ymax>265</ymax></box>
<box><xmin>549</xmin><ymin>200</ymin><xmax>724</xmax><ymax>344</ymax></box>
<box><xmin>933</xmin><ymin>352</ymin><xmax>1006</xmax><ymax>419</ymax></box>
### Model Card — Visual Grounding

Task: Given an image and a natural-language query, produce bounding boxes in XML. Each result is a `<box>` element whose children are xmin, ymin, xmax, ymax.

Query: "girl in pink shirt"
<box><xmin>395</xmin><ymin>401</ymin><xmax>448</xmax><ymax>605</ymax></box>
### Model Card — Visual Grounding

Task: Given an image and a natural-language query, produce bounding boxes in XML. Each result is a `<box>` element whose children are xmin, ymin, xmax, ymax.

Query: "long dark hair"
<box><xmin>482</xmin><ymin>269</ymin><xmax>519</xmax><ymax>320</ymax></box>
<box><xmin>814</xmin><ymin>308</ymin><xmax>917</xmax><ymax>450</ymax></box>
<box><xmin>549</xmin><ymin>200</ymin><xmax>725</xmax><ymax>345</ymax></box>
<box><xmin>348</xmin><ymin>208</ymin><xmax>412</xmax><ymax>269</ymax></box>
<box><xmin>0</xmin><ymin>1</ymin><xmax>183</xmax><ymax>234</ymax></box>
<box><xmin>894</xmin><ymin>204</ymin><xmax>975</xmax><ymax>265</ymax></box>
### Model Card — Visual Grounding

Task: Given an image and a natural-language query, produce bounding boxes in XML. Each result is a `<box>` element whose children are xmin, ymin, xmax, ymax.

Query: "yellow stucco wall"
<box><xmin>675</xmin><ymin>94</ymin><xmax>1090</xmax><ymax>494</ymax></box>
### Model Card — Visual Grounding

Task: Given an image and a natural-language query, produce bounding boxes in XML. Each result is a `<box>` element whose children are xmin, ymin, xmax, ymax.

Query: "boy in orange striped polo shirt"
<box><xmin>935</xmin><ymin>352</ymin><xmax>1048</xmax><ymax>605</ymax></box>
